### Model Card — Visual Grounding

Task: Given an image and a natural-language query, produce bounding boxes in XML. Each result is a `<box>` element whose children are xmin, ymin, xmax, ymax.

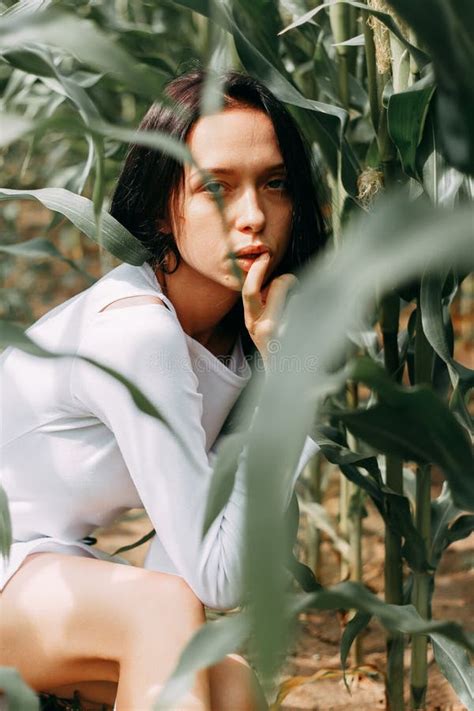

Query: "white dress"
<box><xmin>0</xmin><ymin>262</ymin><xmax>319</xmax><ymax>609</ymax></box>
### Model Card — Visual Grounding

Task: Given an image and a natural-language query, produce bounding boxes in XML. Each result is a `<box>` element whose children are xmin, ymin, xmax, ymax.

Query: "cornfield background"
<box><xmin>0</xmin><ymin>1</ymin><xmax>473</xmax><ymax>710</ymax></box>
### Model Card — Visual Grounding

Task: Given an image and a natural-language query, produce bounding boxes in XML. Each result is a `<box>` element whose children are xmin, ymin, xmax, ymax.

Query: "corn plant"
<box><xmin>0</xmin><ymin>1</ymin><xmax>473</xmax><ymax>710</ymax></box>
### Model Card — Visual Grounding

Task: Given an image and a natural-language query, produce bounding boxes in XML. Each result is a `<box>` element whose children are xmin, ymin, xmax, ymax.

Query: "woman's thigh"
<box><xmin>0</xmin><ymin>551</ymin><xmax>206</xmax><ymax>693</ymax></box>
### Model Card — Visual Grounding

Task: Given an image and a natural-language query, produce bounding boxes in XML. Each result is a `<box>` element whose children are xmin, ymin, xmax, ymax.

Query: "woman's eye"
<box><xmin>203</xmin><ymin>182</ymin><xmax>225</xmax><ymax>196</ymax></box>
<box><xmin>267</xmin><ymin>178</ymin><xmax>288</xmax><ymax>190</ymax></box>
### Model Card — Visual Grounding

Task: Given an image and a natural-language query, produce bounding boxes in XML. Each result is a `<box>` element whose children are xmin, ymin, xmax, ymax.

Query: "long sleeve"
<box><xmin>71</xmin><ymin>306</ymin><xmax>319</xmax><ymax>610</ymax></box>
<box><xmin>143</xmin><ymin>429</ymin><xmax>319</xmax><ymax>583</ymax></box>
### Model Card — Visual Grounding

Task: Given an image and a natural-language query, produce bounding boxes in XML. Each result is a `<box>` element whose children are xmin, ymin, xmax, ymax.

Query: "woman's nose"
<box><xmin>233</xmin><ymin>188</ymin><xmax>266</xmax><ymax>233</ymax></box>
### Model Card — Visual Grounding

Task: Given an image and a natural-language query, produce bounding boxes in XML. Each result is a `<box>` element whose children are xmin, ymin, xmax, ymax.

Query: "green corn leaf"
<box><xmin>175</xmin><ymin>0</ymin><xmax>347</xmax><ymax>127</ymax></box>
<box><xmin>287</xmin><ymin>553</ymin><xmax>322</xmax><ymax>593</ymax></box>
<box><xmin>388</xmin><ymin>75</ymin><xmax>436</xmax><ymax>179</ymax></box>
<box><xmin>30</xmin><ymin>113</ymin><xmax>194</xmax><ymax>168</ymax></box>
<box><xmin>383</xmin><ymin>491</ymin><xmax>431</xmax><ymax>573</ymax></box>
<box><xmin>299</xmin><ymin>499</ymin><xmax>351</xmax><ymax>559</ymax></box>
<box><xmin>5</xmin><ymin>44</ymin><xmax>106</xmax><ymax>221</ymax></box>
<box><xmin>420</xmin><ymin>270</ymin><xmax>474</xmax><ymax>431</ymax></box>
<box><xmin>2</xmin><ymin>52</ymin><xmax>103</xmax><ymax>88</ymax></box>
<box><xmin>446</xmin><ymin>515</ymin><xmax>474</xmax><ymax>548</ymax></box>
<box><xmin>231</xmin><ymin>0</ymin><xmax>284</xmax><ymax>71</ymax></box>
<box><xmin>340</xmin><ymin>461</ymin><xmax>385</xmax><ymax>514</ymax></box>
<box><xmin>202</xmin><ymin>432</ymin><xmax>247</xmax><ymax>537</ymax></box>
<box><xmin>338</xmin><ymin>357</ymin><xmax>474</xmax><ymax>511</ymax></box>
<box><xmin>417</xmin><ymin>109</ymin><xmax>467</xmax><ymax>207</ymax></box>
<box><xmin>340</xmin><ymin>611</ymin><xmax>372</xmax><ymax>686</ymax></box>
<box><xmin>333</xmin><ymin>34</ymin><xmax>365</xmax><ymax>47</ymax></box>
<box><xmin>279</xmin><ymin>0</ymin><xmax>429</xmax><ymax>69</ymax></box>
<box><xmin>328</xmin><ymin>0</ymin><xmax>353</xmax><ymax>60</ymax></box>
<box><xmin>0</xmin><ymin>8</ymin><xmax>167</xmax><ymax>100</ymax></box>
<box><xmin>319</xmin><ymin>386</ymin><xmax>466</xmax><ymax>566</ymax></box>
<box><xmin>112</xmin><ymin>528</ymin><xmax>156</xmax><ymax>556</ymax></box>
<box><xmin>0</xmin><ymin>236</ymin><xmax>94</xmax><ymax>282</ymax></box>
<box><xmin>314</xmin><ymin>426</ymin><xmax>383</xmax><ymax>484</ymax></box>
<box><xmin>2</xmin><ymin>0</ymin><xmax>51</xmax><ymax>20</ymax></box>
<box><xmin>292</xmin><ymin>582</ymin><xmax>474</xmax><ymax>653</ymax></box>
<box><xmin>430</xmin><ymin>483</ymin><xmax>462</xmax><ymax>566</ymax></box>
<box><xmin>310</xmin><ymin>427</ymin><xmax>385</xmax><ymax>517</ymax></box>
<box><xmin>431</xmin><ymin>634</ymin><xmax>474</xmax><ymax>710</ymax></box>
<box><xmin>92</xmin><ymin>121</ymin><xmax>193</xmax><ymax>166</ymax></box>
<box><xmin>33</xmin><ymin>114</ymin><xmax>193</xmax><ymax>179</ymax></box>
<box><xmin>279</xmin><ymin>492</ymin><xmax>320</xmax><ymax>593</ymax></box>
<box><xmin>2</xmin><ymin>46</ymin><xmax>60</xmax><ymax>78</ymax></box>
<box><xmin>0</xmin><ymin>188</ymin><xmax>150</xmax><ymax>265</ymax></box>
<box><xmin>199</xmin><ymin>18</ymin><xmax>227</xmax><ymax>116</ymax></box>
<box><xmin>0</xmin><ymin>112</ymin><xmax>35</xmax><ymax>147</ymax></box>
<box><xmin>0</xmin><ymin>668</ymin><xmax>39</xmax><ymax>711</ymax></box>
<box><xmin>386</xmin><ymin>0</ymin><xmax>474</xmax><ymax>174</ymax></box>
<box><xmin>0</xmin><ymin>484</ymin><xmax>12</xmax><ymax>562</ymax></box>
<box><xmin>153</xmin><ymin>611</ymin><xmax>251</xmax><ymax>710</ymax></box>
<box><xmin>339</xmin><ymin>395</ymin><xmax>472</xmax><ymax>510</ymax></box>
<box><xmin>314</xmin><ymin>38</ymin><xmax>369</xmax><ymax>114</ymax></box>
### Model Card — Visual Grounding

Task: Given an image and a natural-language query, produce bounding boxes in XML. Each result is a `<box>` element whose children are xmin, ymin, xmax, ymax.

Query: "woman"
<box><xmin>0</xmin><ymin>69</ymin><xmax>327</xmax><ymax>710</ymax></box>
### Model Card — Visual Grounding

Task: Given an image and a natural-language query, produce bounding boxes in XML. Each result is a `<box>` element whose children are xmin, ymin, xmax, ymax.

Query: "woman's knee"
<box><xmin>119</xmin><ymin>570</ymin><xmax>206</xmax><ymax>654</ymax></box>
<box><xmin>0</xmin><ymin>554</ymin><xmax>205</xmax><ymax>685</ymax></box>
<box><xmin>209</xmin><ymin>654</ymin><xmax>268</xmax><ymax>711</ymax></box>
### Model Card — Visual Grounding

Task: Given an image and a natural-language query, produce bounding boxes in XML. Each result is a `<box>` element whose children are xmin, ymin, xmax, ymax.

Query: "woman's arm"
<box><xmin>71</xmin><ymin>306</ymin><xmax>318</xmax><ymax>610</ymax></box>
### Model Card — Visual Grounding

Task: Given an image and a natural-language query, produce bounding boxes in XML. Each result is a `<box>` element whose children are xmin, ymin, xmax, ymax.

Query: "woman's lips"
<box><xmin>227</xmin><ymin>249</ymin><xmax>271</xmax><ymax>273</ymax></box>
<box><xmin>234</xmin><ymin>252</ymin><xmax>270</xmax><ymax>272</ymax></box>
<box><xmin>235</xmin><ymin>255</ymin><xmax>261</xmax><ymax>271</ymax></box>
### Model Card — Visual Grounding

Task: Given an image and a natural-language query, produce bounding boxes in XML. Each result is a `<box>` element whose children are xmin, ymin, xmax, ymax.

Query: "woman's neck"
<box><xmin>154</xmin><ymin>261</ymin><xmax>241</xmax><ymax>354</ymax></box>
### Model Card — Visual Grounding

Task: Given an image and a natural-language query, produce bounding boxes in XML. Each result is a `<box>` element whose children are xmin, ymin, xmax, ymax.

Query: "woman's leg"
<box><xmin>46</xmin><ymin>655</ymin><xmax>269</xmax><ymax>711</ymax></box>
<box><xmin>209</xmin><ymin>655</ymin><xmax>268</xmax><ymax>711</ymax></box>
<box><xmin>0</xmin><ymin>553</ymin><xmax>268</xmax><ymax>710</ymax></box>
<box><xmin>45</xmin><ymin>654</ymin><xmax>268</xmax><ymax>711</ymax></box>
<box><xmin>0</xmin><ymin>552</ymin><xmax>210</xmax><ymax>710</ymax></box>
<box><xmin>46</xmin><ymin>656</ymin><xmax>268</xmax><ymax>711</ymax></box>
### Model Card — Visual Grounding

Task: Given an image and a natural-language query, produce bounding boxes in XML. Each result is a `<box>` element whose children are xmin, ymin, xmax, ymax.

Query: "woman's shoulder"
<box><xmin>76</xmin><ymin>286</ymin><xmax>187</xmax><ymax>365</ymax></box>
<box><xmin>86</xmin><ymin>262</ymin><xmax>175</xmax><ymax>316</ymax></box>
<box><xmin>25</xmin><ymin>262</ymin><xmax>177</xmax><ymax>351</ymax></box>
<box><xmin>71</xmin><ymin>286</ymin><xmax>196</xmax><ymax>406</ymax></box>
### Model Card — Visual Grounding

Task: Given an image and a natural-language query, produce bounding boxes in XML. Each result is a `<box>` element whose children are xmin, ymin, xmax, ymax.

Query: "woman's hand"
<box><xmin>241</xmin><ymin>252</ymin><xmax>298</xmax><ymax>368</ymax></box>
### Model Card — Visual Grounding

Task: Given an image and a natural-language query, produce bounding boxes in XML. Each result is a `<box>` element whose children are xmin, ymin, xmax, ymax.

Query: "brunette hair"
<box><xmin>110</xmin><ymin>67</ymin><xmax>328</xmax><ymax>355</ymax></box>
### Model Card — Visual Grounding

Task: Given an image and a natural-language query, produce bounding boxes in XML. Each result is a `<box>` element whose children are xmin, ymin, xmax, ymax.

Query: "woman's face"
<box><xmin>167</xmin><ymin>107</ymin><xmax>293</xmax><ymax>291</ymax></box>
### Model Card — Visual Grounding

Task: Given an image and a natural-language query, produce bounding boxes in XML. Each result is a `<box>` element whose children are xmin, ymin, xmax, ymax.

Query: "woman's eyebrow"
<box><xmin>190</xmin><ymin>163</ymin><xmax>286</xmax><ymax>180</ymax></box>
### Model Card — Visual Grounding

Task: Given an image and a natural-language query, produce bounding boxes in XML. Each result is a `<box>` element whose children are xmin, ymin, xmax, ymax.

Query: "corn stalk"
<box><xmin>410</xmin><ymin>305</ymin><xmax>434</xmax><ymax>709</ymax></box>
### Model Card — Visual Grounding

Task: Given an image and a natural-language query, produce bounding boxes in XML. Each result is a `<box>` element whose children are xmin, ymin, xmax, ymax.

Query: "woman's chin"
<box><xmin>222</xmin><ymin>270</ymin><xmax>247</xmax><ymax>291</ymax></box>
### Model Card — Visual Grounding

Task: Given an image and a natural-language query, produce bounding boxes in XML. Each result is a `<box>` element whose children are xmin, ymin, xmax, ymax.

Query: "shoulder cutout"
<box><xmin>99</xmin><ymin>295</ymin><xmax>170</xmax><ymax>313</ymax></box>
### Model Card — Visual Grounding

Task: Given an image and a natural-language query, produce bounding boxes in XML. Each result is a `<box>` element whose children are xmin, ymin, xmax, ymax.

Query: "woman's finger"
<box><xmin>261</xmin><ymin>274</ymin><xmax>298</xmax><ymax>327</ymax></box>
<box><xmin>241</xmin><ymin>253</ymin><xmax>271</xmax><ymax>318</ymax></box>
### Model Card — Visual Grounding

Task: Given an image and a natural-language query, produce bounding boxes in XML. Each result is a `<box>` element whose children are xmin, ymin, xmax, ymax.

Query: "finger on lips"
<box><xmin>241</xmin><ymin>253</ymin><xmax>270</xmax><ymax>299</ymax></box>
